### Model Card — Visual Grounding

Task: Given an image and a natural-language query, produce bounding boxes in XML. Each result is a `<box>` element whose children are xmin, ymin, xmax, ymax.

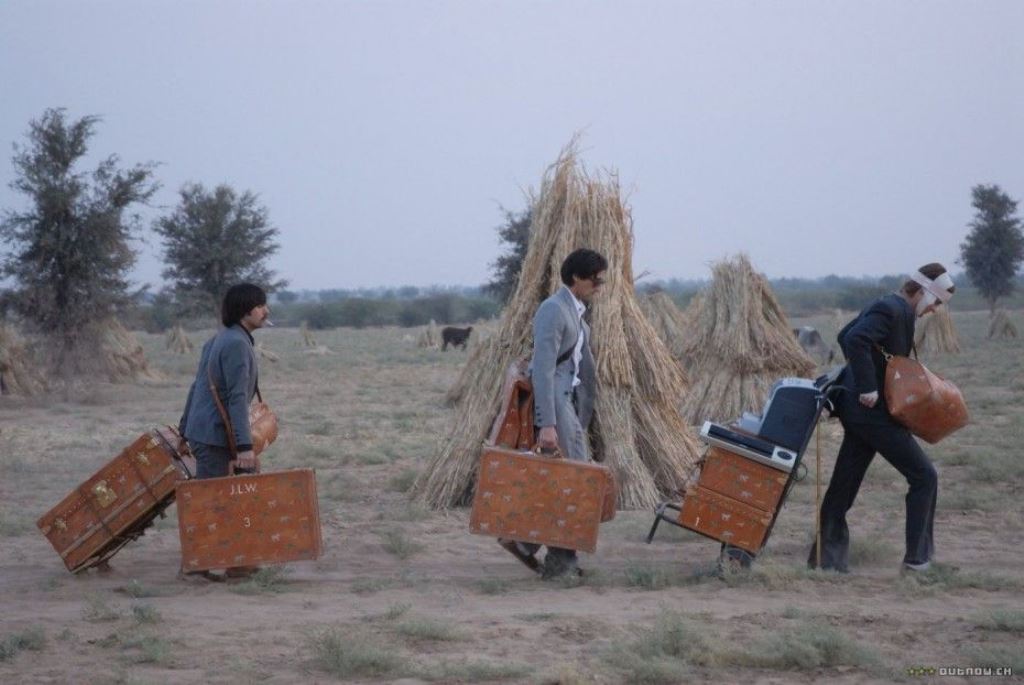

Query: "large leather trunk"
<box><xmin>176</xmin><ymin>468</ymin><xmax>322</xmax><ymax>572</ymax></box>
<box><xmin>884</xmin><ymin>356</ymin><xmax>969</xmax><ymax>444</ymax></box>
<box><xmin>678</xmin><ymin>485</ymin><xmax>773</xmax><ymax>554</ymax></box>
<box><xmin>697</xmin><ymin>447</ymin><xmax>788</xmax><ymax>513</ymax></box>
<box><xmin>37</xmin><ymin>427</ymin><xmax>195</xmax><ymax>573</ymax></box>
<box><xmin>469</xmin><ymin>446</ymin><xmax>616</xmax><ymax>553</ymax></box>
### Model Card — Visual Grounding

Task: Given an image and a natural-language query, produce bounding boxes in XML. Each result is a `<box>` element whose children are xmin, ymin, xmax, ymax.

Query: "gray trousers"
<box><xmin>525</xmin><ymin>389</ymin><xmax>590</xmax><ymax>570</ymax></box>
<box><xmin>189</xmin><ymin>441</ymin><xmax>234</xmax><ymax>479</ymax></box>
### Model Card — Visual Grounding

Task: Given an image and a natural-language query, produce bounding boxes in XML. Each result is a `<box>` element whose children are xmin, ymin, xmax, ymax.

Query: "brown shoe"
<box><xmin>225</xmin><ymin>565</ymin><xmax>261</xmax><ymax>580</ymax></box>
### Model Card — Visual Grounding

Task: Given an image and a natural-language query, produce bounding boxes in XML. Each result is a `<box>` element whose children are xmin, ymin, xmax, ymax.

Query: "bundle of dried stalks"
<box><xmin>914</xmin><ymin>307</ymin><xmax>961</xmax><ymax>354</ymax></box>
<box><xmin>99</xmin><ymin>319</ymin><xmax>164</xmax><ymax>382</ymax></box>
<box><xmin>300</xmin><ymin>321</ymin><xmax>317</xmax><ymax>347</ymax></box>
<box><xmin>256</xmin><ymin>342</ymin><xmax>280</xmax><ymax>363</ymax></box>
<box><xmin>679</xmin><ymin>254</ymin><xmax>815</xmax><ymax>425</ymax></box>
<box><xmin>0</xmin><ymin>324</ymin><xmax>48</xmax><ymax>396</ymax></box>
<box><xmin>415</xmin><ymin>140</ymin><xmax>700</xmax><ymax>510</ymax></box>
<box><xmin>639</xmin><ymin>291</ymin><xmax>690</xmax><ymax>362</ymax></box>
<box><xmin>416</xmin><ymin>320</ymin><xmax>440</xmax><ymax>349</ymax></box>
<box><xmin>165</xmin><ymin>324</ymin><xmax>194</xmax><ymax>354</ymax></box>
<box><xmin>988</xmin><ymin>310</ymin><xmax>1018</xmax><ymax>339</ymax></box>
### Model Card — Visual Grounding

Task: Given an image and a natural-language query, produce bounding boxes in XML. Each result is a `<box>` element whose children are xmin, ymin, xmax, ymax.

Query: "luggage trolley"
<box><xmin>647</xmin><ymin>371</ymin><xmax>842</xmax><ymax>567</ymax></box>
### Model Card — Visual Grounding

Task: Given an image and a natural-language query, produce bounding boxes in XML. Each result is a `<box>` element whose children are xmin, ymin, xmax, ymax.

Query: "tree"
<box><xmin>155</xmin><ymin>183</ymin><xmax>286</xmax><ymax>318</ymax></box>
<box><xmin>0</xmin><ymin>108</ymin><xmax>157</xmax><ymax>376</ymax></box>
<box><xmin>959</xmin><ymin>184</ymin><xmax>1024</xmax><ymax>314</ymax></box>
<box><xmin>483</xmin><ymin>207</ymin><xmax>531</xmax><ymax>304</ymax></box>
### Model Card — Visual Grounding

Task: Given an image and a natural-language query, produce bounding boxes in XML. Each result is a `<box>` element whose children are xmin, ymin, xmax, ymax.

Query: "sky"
<box><xmin>1</xmin><ymin>1</ymin><xmax>1022</xmax><ymax>291</ymax></box>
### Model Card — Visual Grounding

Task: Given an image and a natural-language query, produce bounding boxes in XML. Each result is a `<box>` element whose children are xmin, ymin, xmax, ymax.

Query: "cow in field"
<box><xmin>441</xmin><ymin>326</ymin><xmax>473</xmax><ymax>351</ymax></box>
<box><xmin>792</xmin><ymin>326</ymin><xmax>835</xmax><ymax>364</ymax></box>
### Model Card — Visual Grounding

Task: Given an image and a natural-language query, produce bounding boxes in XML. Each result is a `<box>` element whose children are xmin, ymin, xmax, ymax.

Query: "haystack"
<box><xmin>988</xmin><ymin>310</ymin><xmax>1018</xmax><ymax>339</ymax></box>
<box><xmin>639</xmin><ymin>291</ymin><xmax>690</xmax><ymax>362</ymax></box>
<box><xmin>417</xmin><ymin>319</ymin><xmax>440</xmax><ymax>349</ymax></box>
<box><xmin>300</xmin><ymin>321</ymin><xmax>317</xmax><ymax>347</ymax></box>
<box><xmin>415</xmin><ymin>141</ymin><xmax>701</xmax><ymax>510</ymax></box>
<box><xmin>256</xmin><ymin>342</ymin><xmax>280</xmax><ymax>363</ymax></box>
<box><xmin>165</xmin><ymin>324</ymin><xmax>194</xmax><ymax>354</ymax></box>
<box><xmin>0</xmin><ymin>324</ymin><xmax>47</xmax><ymax>396</ymax></box>
<box><xmin>914</xmin><ymin>307</ymin><xmax>961</xmax><ymax>354</ymax></box>
<box><xmin>99</xmin><ymin>319</ymin><xmax>163</xmax><ymax>382</ymax></box>
<box><xmin>678</xmin><ymin>255</ymin><xmax>815</xmax><ymax>425</ymax></box>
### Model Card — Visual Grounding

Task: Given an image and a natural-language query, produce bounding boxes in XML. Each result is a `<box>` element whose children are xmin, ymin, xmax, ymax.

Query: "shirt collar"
<box><xmin>562</xmin><ymin>285</ymin><xmax>586</xmax><ymax>318</ymax></box>
<box><xmin>235</xmin><ymin>324</ymin><xmax>255</xmax><ymax>345</ymax></box>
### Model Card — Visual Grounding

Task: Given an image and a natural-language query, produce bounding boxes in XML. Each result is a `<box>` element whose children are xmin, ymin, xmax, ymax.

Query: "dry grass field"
<box><xmin>1</xmin><ymin>309</ymin><xmax>1022</xmax><ymax>684</ymax></box>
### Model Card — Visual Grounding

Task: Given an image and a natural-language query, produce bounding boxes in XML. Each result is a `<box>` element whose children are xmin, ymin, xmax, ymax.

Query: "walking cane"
<box><xmin>815</xmin><ymin>419</ymin><xmax>822</xmax><ymax>570</ymax></box>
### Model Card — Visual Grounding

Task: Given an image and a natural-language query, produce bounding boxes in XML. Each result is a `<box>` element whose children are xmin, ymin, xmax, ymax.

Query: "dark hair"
<box><xmin>902</xmin><ymin>263</ymin><xmax>956</xmax><ymax>296</ymax></box>
<box><xmin>221</xmin><ymin>283</ymin><xmax>267</xmax><ymax>327</ymax></box>
<box><xmin>560</xmin><ymin>248</ymin><xmax>609</xmax><ymax>286</ymax></box>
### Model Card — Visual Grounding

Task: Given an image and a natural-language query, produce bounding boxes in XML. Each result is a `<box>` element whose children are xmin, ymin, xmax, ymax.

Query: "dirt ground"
<box><xmin>1</xmin><ymin>309</ymin><xmax>1022</xmax><ymax>684</ymax></box>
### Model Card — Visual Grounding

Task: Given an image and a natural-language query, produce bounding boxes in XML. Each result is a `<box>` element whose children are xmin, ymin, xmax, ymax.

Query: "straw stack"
<box><xmin>165</xmin><ymin>324</ymin><xmax>194</xmax><ymax>354</ymax></box>
<box><xmin>988</xmin><ymin>310</ymin><xmax>1018</xmax><ymax>339</ymax></box>
<box><xmin>300</xmin><ymin>321</ymin><xmax>317</xmax><ymax>347</ymax></box>
<box><xmin>914</xmin><ymin>307</ymin><xmax>961</xmax><ymax>354</ymax></box>
<box><xmin>100</xmin><ymin>319</ymin><xmax>164</xmax><ymax>382</ymax></box>
<box><xmin>417</xmin><ymin>320</ymin><xmax>440</xmax><ymax>349</ymax></box>
<box><xmin>639</xmin><ymin>291</ymin><xmax>690</xmax><ymax>363</ymax></box>
<box><xmin>679</xmin><ymin>254</ymin><xmax>815</xmax><ymax>425</ymax></box>
<box><xmin>0</xmin><ymin>324</ymin><xmax>47</xmax><ymax>396</ymax></box>
<box><xmin>256</xmin><ymin>341</ymin><xmax>280</xmax><ymax>363</ymax></box>
<box><xmin>414</xmin><ymin>140</ymin><xmax>701</xmax><ymax>510</ymax></box>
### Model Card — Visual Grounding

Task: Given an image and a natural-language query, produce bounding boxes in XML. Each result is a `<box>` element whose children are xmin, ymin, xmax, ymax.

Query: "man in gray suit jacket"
<box><xmin>179</xmin><ymin>283</ymin><xmax>270</xmax><ymax>479</ymax></box>
<box><xmin>511</xmin><ymin>248</ymin><xmax>607</xmax><ymax>578</ymax></box>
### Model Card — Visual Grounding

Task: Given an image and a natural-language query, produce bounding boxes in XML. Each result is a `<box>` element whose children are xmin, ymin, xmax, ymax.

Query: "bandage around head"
<box><xmin>911</xmin><ymin>270</ymin><xmax>954</xmax><ymax>304</ymax></box>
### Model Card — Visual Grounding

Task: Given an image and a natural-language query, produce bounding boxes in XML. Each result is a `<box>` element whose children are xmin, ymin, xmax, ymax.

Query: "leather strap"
<box><xmin>207</xmin><ymin>363</ymin><xmax>238</xmax><ymax>459</ymax></box>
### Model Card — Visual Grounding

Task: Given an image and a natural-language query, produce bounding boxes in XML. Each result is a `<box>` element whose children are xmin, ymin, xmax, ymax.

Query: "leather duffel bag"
<box><xmin>883</xmin><ymin>353</ymin><xmax>969</xmax><ymax>444</ymax></box>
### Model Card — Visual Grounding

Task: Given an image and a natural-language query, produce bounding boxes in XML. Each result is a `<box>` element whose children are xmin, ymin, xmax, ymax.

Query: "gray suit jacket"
<box><xmin>530</xmin><ymin>286</ymin><xmax>596</xmax><ymax>429</ymax></box>
<box><xmin>179</xmin><ymin>325</ymin><xmax>259</xmax><ymax>450</ymax></box>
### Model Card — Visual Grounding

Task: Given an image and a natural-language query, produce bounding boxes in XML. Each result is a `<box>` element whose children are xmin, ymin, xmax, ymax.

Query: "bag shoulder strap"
<box><xmin>206</xmin><ymin>362</ymin><xmax>238</xmax><ymax>458</ymax></box>
<box><xmin>556</xmin><ymin>346</ymin><xmax>574</xmax><ymax>366</ymax></box>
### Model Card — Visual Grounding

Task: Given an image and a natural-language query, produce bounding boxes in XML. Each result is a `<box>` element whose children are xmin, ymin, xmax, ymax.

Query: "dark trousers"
<box><xmin>810</xmin><ymin>419</ymin><xmax>938</xmax><ymax>571</ymax></box>
<box><xmin>189</xmin><ymin>441</ymin><xmax>233</xmax><ymax>479</ymax></box>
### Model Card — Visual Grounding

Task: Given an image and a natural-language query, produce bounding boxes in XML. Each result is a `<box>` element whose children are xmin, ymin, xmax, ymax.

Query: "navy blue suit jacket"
<box><xmin>179</xmin><ymin>325</ymin><xmax>259</xmax><ymax>450</ymax></box>
<box><xmin>835</xmin><ymin>293</ymin><xmax>915</xmax><ymax>425</ymax></box>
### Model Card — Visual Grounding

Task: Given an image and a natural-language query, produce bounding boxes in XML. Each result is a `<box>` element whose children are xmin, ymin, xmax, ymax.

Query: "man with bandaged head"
<box><xmin>810</xmin><ymin>263</ymin><xmax>955</xmax><ymax>575</ymax></box>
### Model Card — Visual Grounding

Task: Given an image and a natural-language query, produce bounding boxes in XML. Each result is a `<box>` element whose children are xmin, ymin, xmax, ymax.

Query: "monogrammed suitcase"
<box><xmin>176</xmin><ymin>468</ymin><xmax>322</xmax><ymax>572</ymax></box>
<box><xmin>37</xmin><ymin>427</ymin><xmax>195</xmax><ymax>573</ymax></box>
<box><xmin>678</xmin><ymin>485</ymin><xmax>773</xmax><ymax>554</ymax></box>
<box><xmin>469</xmin><ymin>447</ymin><xmax>616</xmax><ymax>553</ymax></box>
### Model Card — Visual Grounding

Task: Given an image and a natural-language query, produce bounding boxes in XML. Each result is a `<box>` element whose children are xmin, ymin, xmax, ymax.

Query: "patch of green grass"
<box><xmin>976</xmin><ymin>610</ymin><xmax>1024</xmax><ymax>632</ymax></box>
<box><xmin>848</xmin><ymin>537</ymin><xmax>898</xmax><ymax>565</ymax></box>
<box><xmin>394</xmin><ymin>616</ymin><xmax>466</xmax><ymax>642</ymax></box>
<box><xmin>83</xmin><ymin>593</ymin><xmax>121</xmax><ymax>622</ymax></box>
<box><xmin>387</xmin><ymin>468</ymin><xmax>419</xmax><ymax>493</ymax></box>
<box><xmin>352</xmin><ymin>577</ymin><xmax>392</xmax><ymax>595</ymax></box>
<box><xmin>0</xmin><ymin>510</ymin><xmax>32</xmax><ymax>537</ymax></box>
<box><xmin>420</xmin><ymin>658</ymin><xmax>530</xmax><ymax>681</ymax></box>
<box><xmin>307</xmin><ymin>627</ymin><xmax>406</xmax><ymax>678</ymax></box>
<box><xmin>512</xmin><ymin>612</ymin><xmax>558</xmax><ymax>622</ymax></box>
<box><xmin>131</xmin><ymin>603</ymin><xmax>162</xmax><ymax>624</ymax></box>
<box><xmin>121</xmin><ymin>635</ymin><xmax>172</xmax><ymax>665</ymax></box>
<box><xmin>901</xmin><ymin>564</ymin><xmax>1024</xmax><ymax>593</ymax></box>
<box><xmin>229</xmin><ymin>566</ymin><xmax>290</xmax><ymax>595</ymax></box>
<box><xmin>379</xmin><ymin>528</ymin><xmax>425</xmax><ymax>560</ymax></box>
<box><xmin>381</xmin><ymin>602</ymin><xmax>412</xmax><ymax>621</ymax></box>
<box><xmin>307</xmin><ymin>421</ymin><xmax>335</xmax><ymax>437</ymax></box>
<box><xmin>0</xmin><ymin>626</ymin><xmax>46</xmax><ymax>662</ymax></box>
<box><xmin>476</xmin><ymin>578</ymin><xmax>511</xmax><ymax>595</ymax></box>
<box><xmin>318</xmin><ymin>471</ymin><xmax>362</xmax><ymax>503</ymax></box>
<box><xmin>624</xmin><ymin>563</ymin><xmax>677</xmax><ymax>590</ymax></box>
<box><xmin>727</xmin><ymin>620</ymin><xmax>882</xmax><ymax>671</ymax></box>
<box><xmin>603</xmin><ymin>611</ymin><xmax>708</xmax><ymax>683</ymax></box>
<box><xmin>117</xmin><ymin>579</ymin><xmax>164</xmax><ymax>599</ymax></box>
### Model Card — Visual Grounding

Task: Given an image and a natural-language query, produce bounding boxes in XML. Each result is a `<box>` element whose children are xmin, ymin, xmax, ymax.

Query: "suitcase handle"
<box><xmin>229</xmin><ymin>455</ymin><xmax>261</xmax><ymax>476</ymax></box>
<box><xmin>533</xmin><ymin>445</ymin><xmax>563</xmax><ymax>459</ymax></box>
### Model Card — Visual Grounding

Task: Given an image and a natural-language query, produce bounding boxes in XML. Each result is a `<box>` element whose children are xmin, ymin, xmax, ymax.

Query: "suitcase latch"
<box><xmin>53</xmin><ymin>518</ymin><xmax>67</xmax><ymax>531</ymax></box>
<box><xmin>92</xmin><ymin>480</ymin><xmax>117</xmax><ymax>508</ymax></box>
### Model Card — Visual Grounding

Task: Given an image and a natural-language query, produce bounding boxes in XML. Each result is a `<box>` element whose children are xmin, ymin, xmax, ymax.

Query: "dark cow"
<box><xmin>792</xmin><ymin>326</ymin><xmax>835</xmax><ymax>364</ymax></box>
<box><xmin>441</xmin><ymin>326</ymin><xmax>473</xmax><ymax>351</ymax></box>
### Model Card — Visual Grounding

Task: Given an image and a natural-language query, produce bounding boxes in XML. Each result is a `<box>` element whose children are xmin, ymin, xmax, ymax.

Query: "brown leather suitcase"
<box><xmin>697</xmin><ymin>447</ymin><xmax>788</xmax><ymax>513</ymax></box>
<box><xmin>469</xmin><ymin>446</ymin><xmax>616</xmax><ymax>553</ymax></box>
<box><xmin>176</xmin><ymin>468</ymin><xmax>322</xmax><ymax>572</ymax></box>
<box><xmin>37</xmin><ymin>427</ymin><xmax>195</xmax><ymax>573</ymax></box>
<box><xmin>678</xmin><ymin>485</ymin><xmax>773</xmax><ymax>554</ymax></box>
<box><xmin>884</xmin><ymin>355</ymin><xmax>969</xmax><ymax>444</ymax></box>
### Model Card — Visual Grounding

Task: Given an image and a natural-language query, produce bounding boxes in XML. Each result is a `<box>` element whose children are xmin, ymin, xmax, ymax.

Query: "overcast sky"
<box><xmin>2</xmin><ymin>1</ymin><xmax>1022</xmax><ymax>290</ymax></box>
